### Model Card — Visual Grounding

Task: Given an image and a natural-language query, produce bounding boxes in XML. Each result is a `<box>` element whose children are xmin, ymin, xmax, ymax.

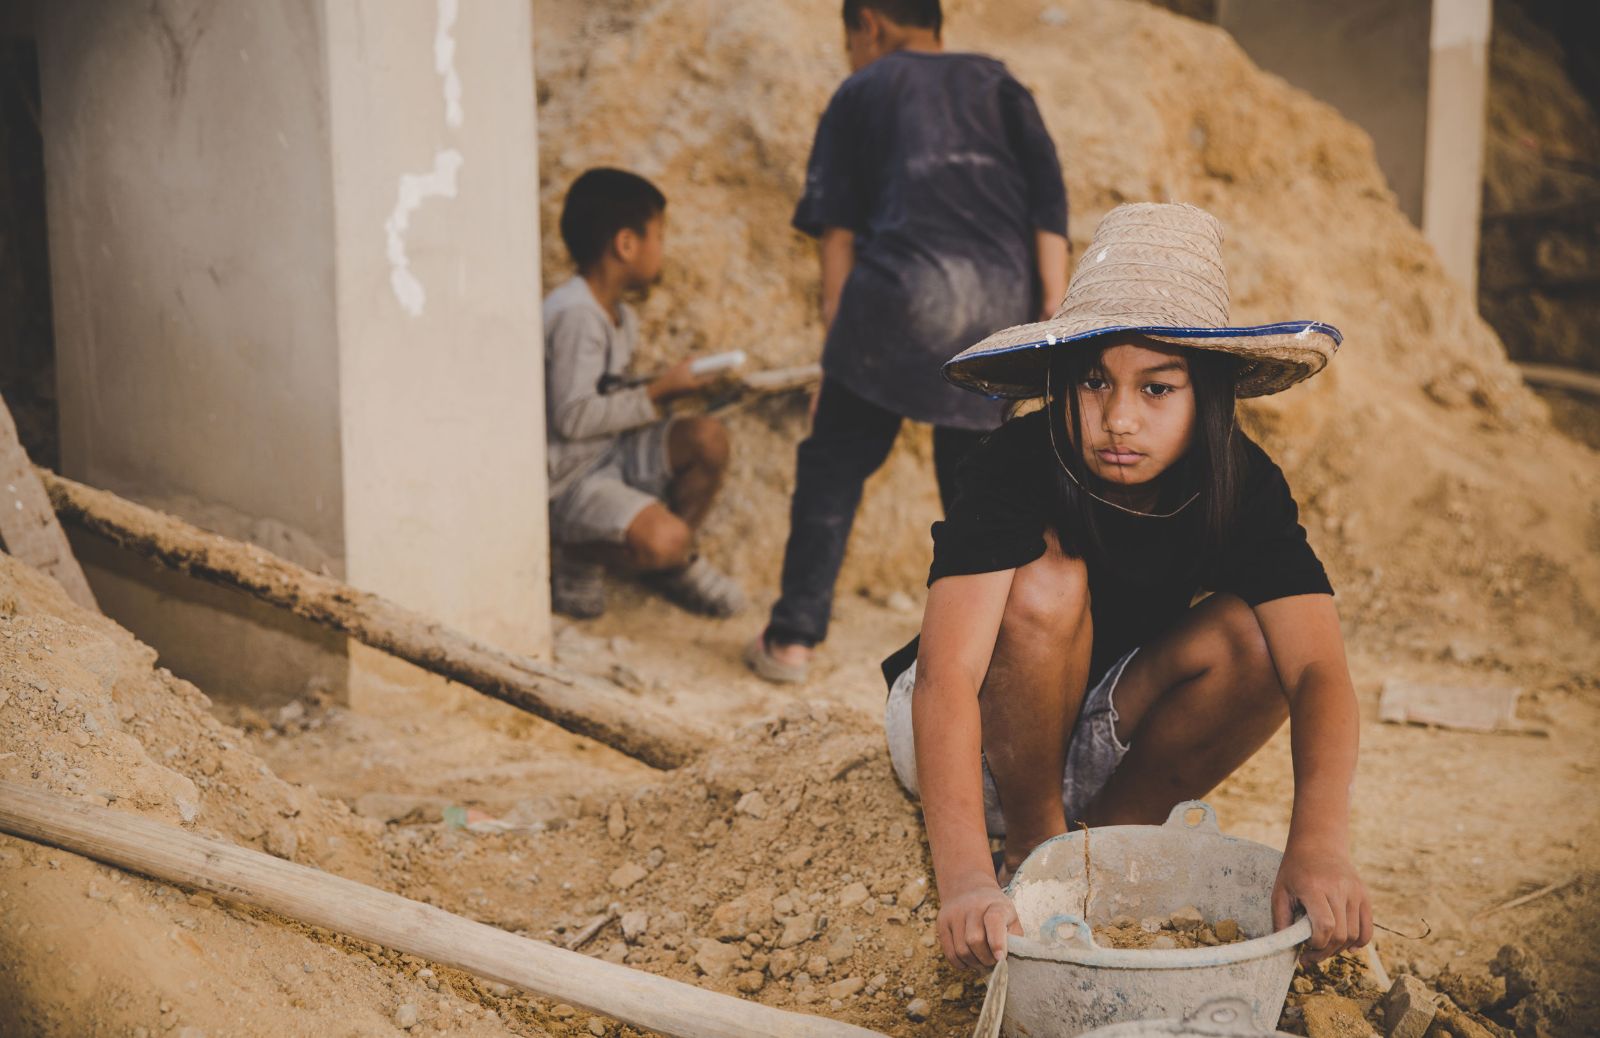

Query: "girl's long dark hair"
<box><xmin>1045</xmin><ymin>340</ymin><xmax>1245</xmax><ymax>571</ymax></box>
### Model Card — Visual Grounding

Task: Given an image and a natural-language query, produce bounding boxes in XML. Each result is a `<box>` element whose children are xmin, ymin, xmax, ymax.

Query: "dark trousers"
<box><xmin>767</xmin><ymin>377</ymin><xmax>989</xmax><ymax>647</ymax></box>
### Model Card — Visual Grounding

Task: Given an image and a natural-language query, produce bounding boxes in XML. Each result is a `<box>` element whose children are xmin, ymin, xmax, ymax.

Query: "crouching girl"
<box><xmin>882</xmin><ymin>203</ymin><xmax>1372</xmax><ymax>971</ymax></box>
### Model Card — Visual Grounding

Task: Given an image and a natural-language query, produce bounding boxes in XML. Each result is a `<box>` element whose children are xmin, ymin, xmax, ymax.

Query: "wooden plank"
<box><xmin>0</xmin><ymin>781</ymin><xmax>886</xmax><ymax>1038</ymax></box>
<box><xmin>1518</xmin><ymin>362</ymin><xmax>1600</xmax><ymax>400</ymax></box>
<box><xmin>39</xmin><ymin>469</ymin><xmax>706</xmax><ymax>770</ymax></box>
<box><xmin>0</xmin><ymin>394</ymin><xmax>97</xmax><ymax>611</ymax></box>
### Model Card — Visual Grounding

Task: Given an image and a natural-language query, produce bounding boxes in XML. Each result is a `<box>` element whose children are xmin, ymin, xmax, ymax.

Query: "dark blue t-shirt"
<box><xmin>794</xmin><ymin>51</ymin><xmax>1068</xmax><ymax>431</ymax></box>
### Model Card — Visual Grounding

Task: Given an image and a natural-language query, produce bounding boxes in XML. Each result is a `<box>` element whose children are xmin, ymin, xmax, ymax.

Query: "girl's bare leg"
<box><xmin>1085</xmin><ymin>593</ymin><xmax>1288</xmax><ymax>826</ymax></box>
<box><xmin>978</xmin><ymin>534</ymin><xmax>1095</xmax><ymax>872</ymax></box>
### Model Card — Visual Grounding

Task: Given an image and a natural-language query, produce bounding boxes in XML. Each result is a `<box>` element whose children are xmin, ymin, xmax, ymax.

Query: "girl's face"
<box><xmin>1072</xmin><ymin>340</ymin><xmax>1197</xmax><ymax>491</ymax></box>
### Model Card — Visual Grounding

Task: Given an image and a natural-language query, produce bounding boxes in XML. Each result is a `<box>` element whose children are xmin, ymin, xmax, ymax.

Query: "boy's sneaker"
<box><xmin>649</xmin><ymin>556</ymin><xmax>746</xmax><ymax>618</ymax></box>
<box><xmin>551</xmin><ymin>551</ymin><xmax>607</xmax><ymax>619</ymax></box>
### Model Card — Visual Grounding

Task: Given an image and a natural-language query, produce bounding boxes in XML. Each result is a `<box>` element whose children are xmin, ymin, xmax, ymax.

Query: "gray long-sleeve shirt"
<box><xmin>543</xmin><ymin>276</ymin><xmax>660</xmax><ymax>494</ymax></box>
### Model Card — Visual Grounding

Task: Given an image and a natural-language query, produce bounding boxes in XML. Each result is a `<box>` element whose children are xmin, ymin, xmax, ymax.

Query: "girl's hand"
<box><xmin>937</xmin><ymin>875</ymin><xmax>1022</xmax><ymax>970</ymax></box>
<box><xmin>1271</xmin><ymin>842</ymin><xmax>1372</xmax><ymax>964</ymax></box>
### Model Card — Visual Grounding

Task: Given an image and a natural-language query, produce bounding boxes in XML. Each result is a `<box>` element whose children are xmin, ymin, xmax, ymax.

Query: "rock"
<box><xmin>1435</xmin><ymin>967</ymin><xmax>1504</xmax><ymax>1014</ymax></box>
<box><xmin>1490</xmin><ymin>942</ymin><xmax>1543</xmax><ymax>1004</ymax></box>
<box><xmin>776</xmin><ymin>912</ymin><xmax>817</xmax><ymax>948</ymax></box>
<box><xmin>781</xmin><ymin>845</ymin><xmax>814</xmax><ymax>869</ymax></box>
<box><xmin>710</xmin><ymin>890</ymin><xmax>773</xmax><ymax>940</ymax></box>
<box><xmin>484</xmin><ymin>981</ymin><xmax>511</xmax><ymax>998</ymax></box>
<box><xmin>806</xmin><ymin>954</ymin><xmax>830</xmax><ymax>976</ymax></box>
<box><xmin>824</xmin><ymin>928</ymin><xmax>856</xmax><ymax>964</ymax></box>
<box><xmin>769</xmin><ymin>949</ymin><xmax>798</xmax><ymax>978</ymax></box>
<box><xmin>942</xmin><ymin>981</ymin><xmax>965</xmax><ymax>1001</ymax></box>
<box><xmin>1382</xmin><ymin>975</ymin><xmax>1436</xmax><ymax>1038</ymax></box>
<box><xmin>1150</xmin><ymin>935</ymin><xmax>1178</xmax><ymax>950</ymax></box>
<box><xmin>1169</xmin><ymin>904</ymin><xmax>1205</xmax><ymax>931</ymax></box>
<box><xmin>1302</xmin><ymin>993</ymin><xmax>1377</xmax><ymax>1038</ymax></box>
<box><xmin>1214</xmin><ymin>918</ymin><xmax>1240</xmax><ymax>942</ymax></box>
<box><xmin>866</xmin><ymin>973</ymin><xmax>888</xmax><ymax>995</ymax></box>
<box><xmin>828</xmin><ymin>976</ymin><xmax>866</xmax><ymax>999</ymax></box>
<box><xmin>897</xmin><ymin>875</ymin><xmax>928</xmax><ymax>911</ymax></box>
<box><xmin>1197</xmin><ymin>927</ymin><xmax>1220</xmax><ymax>946</ymax></box>
<box><xmin>907</xmin><ymin>997</ymin><xmax>932</xmax><ymax>1022</ymax></box>
<box><xmin>1433</xmin><ymin>1004</ymin><xmax>1503</xmax><ymax>1038</ymax></box>
<box><xmin>736</xmin><ymin>970</ymin><xmax>765</xmax><ymax>993</ymax></box>
<box><xmin>393</xmin><ymin>1003</ymin><xmax>419</xmax><ymax>1030</ymax></box>
<box><xmin>1508</xmin><ymin>989</ymin><xmax>1569</xmax><ymax>1038</ymax></box>
<box><xmin>735</xmin><ymin>790</ymin><xmax>768</xmax><ymax>819</ymax></box>
<box><xmin>694</xmin><ymin>938</ymin><xmax>744</xmax><ymax>979</ymax></box>
<box><xmin>1140</xmin><ymin>916</ymin><xmax>1166</xmax><ymax>933</ymax></box>
<box><xmin>620</xmin><ymin>910</ymin><xmax>650</xmax><ymax>943</ymax></box>
<box><xmin>599</xmin><ymin>941</ymin><xmax>628</xmax><ymax>963</ymax></box>
<box><xmin>275</xmin><ymin>700</ymin><xmax>305</xmax><ymax>728</ymax></box>
<box><xmin>836</xmin><ymin>881</ymin><xmax>870</xmax><ymax>909</ymax></box>
<box><xmin>551</xmin><ymin>1004</ymin><xmax>576</xmax><ymax>1019</ymax></box>
<box><xmin>607</xmin><ymin>862</ymin><xmax>648</xmax><ymax>891</ymax></box>
<box><xmin>265</xmin><ymin>821</ymin><xmax>298</xmax><ymax>860</ymax></box>
<box><xmin>606</xmin><ymin>801</ymin><xmax>627</xmax><ymax>840</ymax></box>
<box><xmin>588</xmin><ymin>1019</ymin><xmax>607</xmax><ymax>1037</ymax></box>
<box><xmin>1292</xmin><ymin>975</ymin><xmax>1315</xmax><ymax>994</ymax></box>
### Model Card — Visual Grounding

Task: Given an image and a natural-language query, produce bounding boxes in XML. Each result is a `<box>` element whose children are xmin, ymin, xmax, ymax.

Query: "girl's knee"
<box><xmin>1003</xmin><ymin>551</ymin><xmax>1090</xmax><ymax>636</ymax></box>
<box><xmin>1212</xmin><ymin>595</ymin><xmax>1283</xmax><ymax>705</ymax></box>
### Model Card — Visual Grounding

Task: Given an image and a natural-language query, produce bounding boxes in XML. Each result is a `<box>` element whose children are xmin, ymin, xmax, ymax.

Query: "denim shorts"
<box><xmin>883</xmin><ymin>648</ymin><xmax>1137</xmax><ymax>837</ymax></box>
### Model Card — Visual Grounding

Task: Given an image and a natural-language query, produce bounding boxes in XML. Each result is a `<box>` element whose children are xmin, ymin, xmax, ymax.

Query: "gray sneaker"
<box><xmin>551</xmin><ymin>551</ymin><xmax>607</xmax><ymax>619</ymax></box>
<box><xmin>649</xmin><ymin>556</ymin><xmax>746</xmax><ymax>618</ymax></box>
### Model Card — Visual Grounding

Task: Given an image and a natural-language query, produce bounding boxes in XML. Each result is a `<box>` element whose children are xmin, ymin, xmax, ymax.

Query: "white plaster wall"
<box><xmin>36</xmin><ymin>0</ymin><xmax>549</xmax><ymax>707</ymax></box>
<box><xmin>324</xmin><ymin>0</ymin><xmax>549</xmax><ymax>656</ymax></box>
<box><xmin>37</xmin><ymin>0</ymin><xmax>349</xmax><ymax>705</ymax></box>
<box><xmin>38</xmin><ymin>1</ymin><xmax>344</xmax><ymax>552</ymax></box>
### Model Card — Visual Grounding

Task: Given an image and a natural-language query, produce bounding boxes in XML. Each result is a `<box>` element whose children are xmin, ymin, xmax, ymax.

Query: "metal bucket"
<box><xmin>998</xmin><ymin>801</ymin><xmax>1310</xmax><ymax>1037</ymax></box>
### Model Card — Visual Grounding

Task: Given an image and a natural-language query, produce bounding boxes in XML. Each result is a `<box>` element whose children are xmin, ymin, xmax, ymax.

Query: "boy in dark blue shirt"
<box><xmin>747</xmin><ymin>0</ymin><xmax>1069</xmax><ymax>682</ymax></box>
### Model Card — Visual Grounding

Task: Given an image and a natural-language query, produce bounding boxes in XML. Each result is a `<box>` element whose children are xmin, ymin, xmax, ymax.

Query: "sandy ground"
<box><xmin>2</xmin><ymin>0</ymin><xmax>1598</xmax><ymax>1034</ymax></box>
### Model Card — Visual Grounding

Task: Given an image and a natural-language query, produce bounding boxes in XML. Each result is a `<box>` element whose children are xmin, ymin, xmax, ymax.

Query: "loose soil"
<box><xmin>1091</xmin><ymin>911</ymin><xmax>1248</xmax><ymax>950</ymax></box>
<box><xmin>3</xmin><ymin>1</ymin><xmax>1599</xmax><ymax>1036</ymax></box>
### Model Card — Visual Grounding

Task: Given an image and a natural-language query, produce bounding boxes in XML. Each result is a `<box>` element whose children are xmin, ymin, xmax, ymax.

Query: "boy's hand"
<box><xmin>937</xmin><ymin>875</ymin><xmax>1022</xmax><ymax>970</ymax></box>
<box><xmin>1271</xmin><ymin>841</ymin><xmax>1372</xmax><ymax>964</ymax></box>
<box><xmin>647</xmin><ymin>359</ymin><xmax>717</xmax><ymax>404</ymax></box>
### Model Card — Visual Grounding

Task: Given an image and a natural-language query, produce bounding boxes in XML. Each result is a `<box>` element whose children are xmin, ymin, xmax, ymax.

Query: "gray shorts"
<box><xmin>883</xmin><ymin>649</ymin><xmax>1137</xmax><ymax>837</ymax></box>
<box><xmin>549</xmin><ymin>419</ymin><xmax>677</xmax><ymax>545</ymax></box>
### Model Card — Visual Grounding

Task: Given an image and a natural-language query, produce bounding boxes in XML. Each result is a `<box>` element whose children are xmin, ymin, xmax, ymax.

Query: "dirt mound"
<box><xmin>0</xmin><ymin>554</ymin><xmax>558</xmax><ymax>1036</ymax></box>
<box><xmin>533</xmin><ymin>0</ymin><xmax>1600</xmax><ymax>668</ymax></box>
<box><xmin>1479</xmin><ymin>0</ymin><xmax>1600</xmax><ymax>373</ymax></box>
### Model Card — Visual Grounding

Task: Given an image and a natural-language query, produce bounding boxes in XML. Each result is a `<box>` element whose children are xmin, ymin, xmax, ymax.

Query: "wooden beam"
<box><xmin>39</xmin><ymin>469</ymin><xmax>706</xmax><ymax>770</ymax></box>
<box><xmin>0</xmin><ymin>395</ymin><xmax>96</xmax><ymax>611</ymax></box>
<box><xmin>1518</xmin><ymin>362</ymin><xmax>1600</xmax><ymax>400</ymax></box>
<box><xmin>0</xmin><ymin>781</ymin><xmax>885</xmax><ymax>1038</ymax></box>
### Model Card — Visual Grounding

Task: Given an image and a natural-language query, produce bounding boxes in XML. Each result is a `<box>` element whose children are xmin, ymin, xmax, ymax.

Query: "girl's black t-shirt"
<box><xmin>881</xmin><ymin>409</ymin><xmax>1333</xmax><ymax>687</ymax></box>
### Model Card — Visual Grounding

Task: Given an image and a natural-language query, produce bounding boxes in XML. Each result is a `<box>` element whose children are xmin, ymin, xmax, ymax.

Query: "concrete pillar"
<box><xmin>1216</xmin><ymin>0</ymin><xmax>1491</xmax><ymax>294</ymax></box>
<box><xmin>1422</xmin><ymin>0</ymin><xmax>1492</xmax><ymax>296</ymax></box>
<box><xmin>36</xmin><ymin>0</ymin><xmax>549</xmax><ymax>708</ymax></box>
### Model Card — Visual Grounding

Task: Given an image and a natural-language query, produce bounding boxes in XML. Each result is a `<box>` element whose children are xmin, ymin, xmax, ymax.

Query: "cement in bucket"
<box><xmin>997</xmin><ymin>800</ymin><xmax>1311</xmax><ymax>1038</ymax></box>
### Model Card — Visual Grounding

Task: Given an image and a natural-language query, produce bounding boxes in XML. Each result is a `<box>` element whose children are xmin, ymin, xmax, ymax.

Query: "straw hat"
<box><xmin>943</xmin><ymin>202</ymin><xmax>1341</xmax><ymax>399</ymax></box>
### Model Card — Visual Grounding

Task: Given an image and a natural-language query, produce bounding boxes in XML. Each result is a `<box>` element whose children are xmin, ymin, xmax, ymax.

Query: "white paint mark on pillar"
<box><xmin>435</xmin><ymin>0</ymin><xmax>463</xmax><ymax>129</ymax></box>
<box><xmin>385</xmin><ymin>0</ymin><xmax>466</xmax><ymax>316</ymax></box>
<box><xmin>385</xmin><ymin>149</ymin><xmax>464</xmax><ymax>318</ymax></box>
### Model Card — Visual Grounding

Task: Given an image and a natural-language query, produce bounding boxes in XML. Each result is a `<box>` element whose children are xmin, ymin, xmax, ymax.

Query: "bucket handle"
<box><xmin>1040</xmin><ymin>913</ymin><xmax>1095</xmax><ymax>948</ymax></box>
<box><xmin>1163</xmin><ymin>799</ymin><xmax>1221</xmax><ymax>834</ymax></box>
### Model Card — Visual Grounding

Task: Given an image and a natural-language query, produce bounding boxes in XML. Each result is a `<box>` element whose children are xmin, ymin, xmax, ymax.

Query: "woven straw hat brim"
<box><xmin>943</xmin><ymin>318</ymin><xmax>1342</xmax><ymax>400</ymax></box>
